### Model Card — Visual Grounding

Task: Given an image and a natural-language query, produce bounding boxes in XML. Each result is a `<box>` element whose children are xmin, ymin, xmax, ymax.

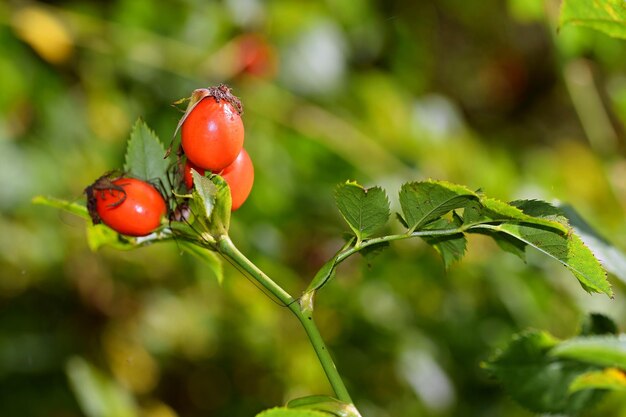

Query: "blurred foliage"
<box><xmin>2</xmin><ymin>0</ymin><xmax>626</xmax><ymax>416</ymax></box>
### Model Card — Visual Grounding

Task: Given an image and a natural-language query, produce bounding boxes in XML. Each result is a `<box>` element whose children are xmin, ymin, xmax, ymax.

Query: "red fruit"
<box><xmin>181</xmin><ymin>88</ymin><xmax>244</xmax><ymax>172</ymax></box>
<box><xmin>183</xmin><ymin>159</ymin><xmax>205</xmax><ymax>190</ymax></box>
<box><xmin>87</xmin><ymin>177</ymin><xmax>167</xmax><ymax>236</ymax></box>
<box><xmin>237</xmin><ymin>34</ymin><xmax>278</xmax><ymax>79</ymax></box>
<box><xmin>220</xmin><ymin>148</ymin><xmax>254</xmax><ymax>211</ymax></box>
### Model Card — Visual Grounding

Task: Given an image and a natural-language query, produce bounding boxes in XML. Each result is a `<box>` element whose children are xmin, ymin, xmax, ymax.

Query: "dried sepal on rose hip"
<box><xmin>176</xmin><ymin>84</ymin><xmax>245</xmax><ymax>172</ymax></box>
<box><xmin>85</xmin><ymin>173</ymin><xmax>167</xmax><ymax>236</ymax></box>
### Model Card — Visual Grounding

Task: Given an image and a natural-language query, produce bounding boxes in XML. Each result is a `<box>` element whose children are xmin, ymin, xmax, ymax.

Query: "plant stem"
<box><xmin>216</xmin><ymin>235</ymin><xmax>354</xmax><ymax>404</ymax></box>
<box><xmin>289</xmin><ymin>302</ymin><xmax>353</xmax><ymax>404</ymax></box>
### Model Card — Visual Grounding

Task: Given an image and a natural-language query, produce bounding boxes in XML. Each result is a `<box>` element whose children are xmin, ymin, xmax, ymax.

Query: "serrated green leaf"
<box><xmin>359</xmin><ymin>241</ymin><xmax>390</xmax><ymax>262</ymax></box>
<box><xmin>552</xmin><ymin>335</ymin><xmax>626</xmax><ymax>370</ymax></box>
<box><xmin>124</xmin><ymin>120</ymin><xmax>170</xmax><ymax>195</ymax></box>
<box><xmin>335</xmin><ymin>181</ymin><xmax>390</xmax><ymax>242</ymax></box>
<box><xmin>479</xmin><ymin>198</ymin><xmax>568</xmax><ymax>233</ymax></box>
<box><xmin>484</xmin><ymin>330</ymin><xmax>601</xmax><ymax>414</ymax></box>
<box><xmin>560</xmin><ymin>204</ymin><xmax>626</xmax><ymax>286</ymax></box>
<box><xmin>256</xmin><ymin>407</ymin><xmax>332</xmax><ymax>417</ymax></box>
<box><xmin>33</xmin><ymin>195</ymin><xmax>90</xmax><ymax>219</ymax></box>
<box><xmin>399</xmin><ymin>180</ymin><xmax>478</xmax><ymax>232</ymax></box>
<box><xmin>484</xmin><ymin>230</ymin><xmax>527</xmax><ymax>260</ymax></box>
<box><xmin>473</xmin><ymin>223</ymin><xmax>611</xmax><ymax>297</ymax></box>
<box><xmin>179</xmin><ymin>241</ymin><xmax>223</xmax><ymax>284</ymax></box>
<box><xmin>560</xmin><ymin>0</ymin><xmax>626</xmax><ymax>40</ymax></box>
<box><xmin>511</xmin><ymin>199</ymin><xmax>569</xmax><ymax>226</ymax></box>
<box><xmin>287</xmin><ymin>395</ymin><xmax>361</xmax><ymax>417</ymax></box>
<box><xmin>569</xmin><ymin>368</ymin><xmax>626</xmax><ymax>393</ymax></box>
<box><xmin>422</xmin><ymin>218</ymin><xmax>467</xmax><ymax>268</ymax></box>
<box><xmin>66</xmin><ymin>357</ymin><xmax>138</xmax><ymax>417</ymax></box>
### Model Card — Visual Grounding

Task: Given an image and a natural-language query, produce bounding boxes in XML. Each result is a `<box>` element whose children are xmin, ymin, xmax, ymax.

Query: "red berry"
<box><xmin>220</xmin><ymin>148</ymin><xmax>254</xmax><ymax>211</ymax></box>
<box><xmin>181</xmin><ymin>92</ymin><xmax>244</xmax><ymax>172</ymax></box>
<box><xmin>236</xmin><ymin>34</ymin><xmax>278</xmax><ymax>79</ymax></box>
<box><xmin>88</xmin><ymin>177</ymin><xmax>167</xmax><ymax>236</ymax></box>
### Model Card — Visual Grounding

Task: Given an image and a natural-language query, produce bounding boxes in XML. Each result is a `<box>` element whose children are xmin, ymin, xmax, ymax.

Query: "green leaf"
<box><xmin>422</xmin><ymin>217</ymin><xmax>467</xmax><ymax>268</ymax></box>
<box><xmin>478</xmin><ymin>198</ymin><xmax>568</xmax><ymax>233</ymax></box>
<box><xmin>287</xmin><ymin>395</ymin><xmax>362</xmax><ymax>417</ymax></box>
<box><xmin>66</xmin><ymin>357</ymin><xmax>138</xmax><ymax>417</ymax></box>
<box><xmin>86</xmin><ymin>224</ymin><xmax>135</xmax><ymax>251</ymax></box>
<box><xmin>124</xmin><ymin>119</ymin><xmax>170</xmax><ymax>194</ymax></box>
<box><xmin>484</xmin><ymin>330</ymin><xmax>601</xmax><ymax>414</ymax></box>
<box><xmin>188</xmin><ymin>171</ymin><xmax>231</xmax><ymax>238</ymax></box>
<box><xmin>552</xmin><ymin>336</ymin><xmax>626</xmax><ymax>370</ymax></box>
<box><xmin>570</xmin><ymin>368</ymin><xmax>626</xmax><ymax>393</ymax></box>
<box><xmin>32</xmin><ymin>195</ymin><xmax>89</xmax><ymax>219</ymax></box>
<box><xmin>334</xmin><ymin>181</ymin><xmax>390</xmax><ymax>242</ymax></box>
<box><xmin>580</xmin><ymin>313</ymin><xmax>618</xmax><ymax>336</ymax></box>
<box><xmin>511</xmin><ymin>199</ymin><xmax>569</xmax><ymax>227</ymax></box>
<box><xmin>560</xmin><ymin>204</ymin><xmax>626</xmax><ymax>285</ymax></box>
<box><xmin>179</xmin><ymin>241</ymin><xmax>223</xmax><ymax>284</ymax></box>
<box><xmin>399</xmin><ymin>180</ymin><xmax>478</xmax><ymax>232</ymax></box>
<box><xmin>256</xmin><ymin>407</ymin><xmax>332</xmax><ymax>417</ymax></box>
<box><xmin>472</xmin><ymin>223</ymin><xmax>611</xmax><ymax>297</ymax></box>
<box><xmin>560</xmin><ymin>0</ymin><xmax>626</xmax><ymax>40</ymax></box>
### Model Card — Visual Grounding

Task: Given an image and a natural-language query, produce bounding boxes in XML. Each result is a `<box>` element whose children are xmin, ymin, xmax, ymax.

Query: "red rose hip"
<box><xmin>88</xmin><ymin>177</ymin><xmax>167</xmax><ymax>236</ymax></box>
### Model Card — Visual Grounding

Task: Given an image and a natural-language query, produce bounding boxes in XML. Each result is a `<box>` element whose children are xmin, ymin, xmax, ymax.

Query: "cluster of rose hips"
<box><xmin>85</xmin><ymin>85</ymin><xmax>253</xmax><ymax>237</ymax></box>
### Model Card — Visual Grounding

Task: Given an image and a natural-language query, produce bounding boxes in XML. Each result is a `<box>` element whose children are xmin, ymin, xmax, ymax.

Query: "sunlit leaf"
<box><xmin>256</xmin><ymin>407</ymin><xmax>332</xmax><ymax>417</ymax></box>
<box><xmin>570</xmin><ymin>368</ymin><xmax>626</xmax><ymax>393</ymax></box>
<box><xmin>560</xmin><ymin>0</ymin><xmax>626</xmax><ymax>40</ymax></box>
<box><xmin>66</xmin><ymin>357</ymin><xmax>138</xmax><ymax>417</ymax></box>
<box><xmin>335</xmin><ymin>181</ymin><xmax>390</xmax><ymax>242</ymax></box>
<box><xmin>471</xmin><ymin>223</ymin><xmax>611</xmax><ymax>297</ymax></box>
<box><xmin>399</xmin><ymin>180</ymin><xmax>478</xmax><ymax>232</ymax></box>
<box><xmin>560</xmin><ymin>204</ymin><xmax>626</xmax><ymax>285</ymax></box>
<box><xmin>552</xmin><ymin>335</ymin><xmax>626</xmax><ymax>370</ymax></box>
<box><xmin>86</xmin><ymin>224</ymin><xmax>135</xmax><ymax>251</ymax></box>
<box><xmin>287</xmin><ymin>395</ymin><xmax>362</xmax><ymax>417</ymax></box>
<box><xmin>32</xmin><ymin>195</ymin><xmax>89</xmax><ymax>219</ymax></box>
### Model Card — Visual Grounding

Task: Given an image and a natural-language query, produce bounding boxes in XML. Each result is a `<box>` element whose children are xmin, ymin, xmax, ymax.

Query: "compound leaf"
<box><xmin>335</xmin><ymin>181</ymin><xmax>390</xmax><ymax>242</ymax></box>
<box><xmin>560</xmin><ymin>0</ymin><xmax>626</xmax><ymax>40</ymax></box>
<box><xmin>124</xmin><ymin>120</ymin><xmax>170</xmax><ymax>195</ymax></box>
<box><xmin>399</xmin><ymin>180</ymin><xmax>478</xmax><ymax>232</ymax></box>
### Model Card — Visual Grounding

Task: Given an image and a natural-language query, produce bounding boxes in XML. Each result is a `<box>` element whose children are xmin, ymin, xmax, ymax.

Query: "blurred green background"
<box><xmin>2</xmin><ymin>0</ymin><xmax>626</xmax><ymax>416</ymax></box>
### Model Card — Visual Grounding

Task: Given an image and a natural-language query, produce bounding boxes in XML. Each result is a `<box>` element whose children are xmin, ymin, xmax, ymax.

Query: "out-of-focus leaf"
<box><xmin>86</xmin><ymin>224</ymin><xmax>135</xmax><ymax>251</ymax></box>
<box><xmin>484</xmin><ymin>330</ymin><xmax>601</xmax><ymax>414</ymax></box>
<box><xmin>334</xmin><ymin>181</ymin><xmax>390</xmax><ymax>242</ymax></box>
<box><xmin>580</xmin><ymin>313</ymin><xmax>618</xmax><ymax>336</ymax></box>
<box><xmin>560</xmin><ymin>204</ymin><xmax>626</xmax><ymax>285</ymax></box>
<box><xmin>471</xmin><ymin>223</ymin><xmax>611</xmax><ymax>297</ymax></box>
<box><xmin>551</xmin><ymin>335</ymin><xmax>626</xmax><ymax>369</ymax></box>
<box><xmin>179</xmin><ymin>241</ymin><xmax>223</xmax><ymax>284</ymax></box>
<box><xmin>399</xmin><ymin>180</ymin><xmax>477</xmax><ymax>232</ymax></box>
<box><xmin>569</xmin><ymin>368</ymin><xmax>626</xmax><ymax>393</ymax></box>
<box><xmin>560</xmin><ymin>0</ymin><xmax>626</xmax><ymax>40</ymax></box>
<box><xmin>422</xmin><ymin>217</ymin><xmax>467</xmax><ymax>268</ymax></box>
<box><xmin>256</xmin><ymin>407</ymin><xmax>332</xmax><ymax>417</ymax></box>
<box><xmin>32</xmin><ymin>195</ymin><xmax>89</xmax><ymax>219</ymax></box>
<box><xmin>124</xmin><ymin>120</ymin><xmax>170</xmax><ymax>196</ymax></box>
<box><xmin>287</xmin><ymin>395</ymin><xmax>362</xmax><ymax>417</ymax></box>
<box><xmin>66</xmin><ymin>357</ymin><xmax>138</xmax><ymax>417</ymax></box>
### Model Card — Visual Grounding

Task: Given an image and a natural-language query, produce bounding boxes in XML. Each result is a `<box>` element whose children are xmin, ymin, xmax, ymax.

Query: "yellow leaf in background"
<box><xmin>11</xmin><ymin>5</ymin><xmax>74</xmax><ymax>64</ymax></box>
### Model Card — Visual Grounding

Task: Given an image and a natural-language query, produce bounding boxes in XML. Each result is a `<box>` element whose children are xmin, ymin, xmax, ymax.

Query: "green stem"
<box><xmin>216</xmin><ymin>235</ymin><xmax>354</xmax><ymax>404</ymax></box>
